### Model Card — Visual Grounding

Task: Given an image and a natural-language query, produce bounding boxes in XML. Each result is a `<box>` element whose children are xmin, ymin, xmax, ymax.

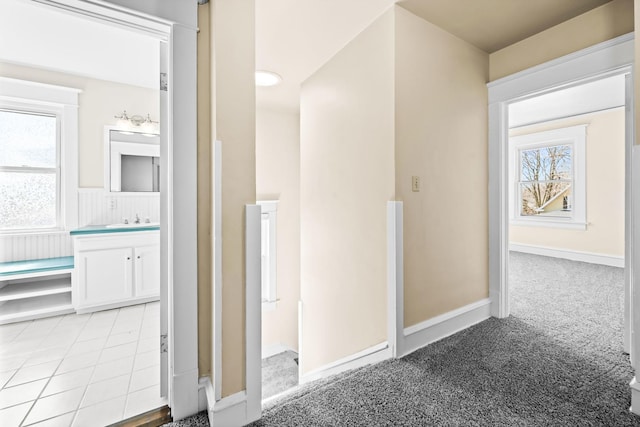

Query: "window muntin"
<box><xmin>509</xmin><ymin>125</ymin><xmax>586</xmax><ymax>229</ymax></box>
<box><xmin>0</xmin><ymin>109</ymin><xmax>60</xmax><ymax>231</ymax></box>
<box><xmin>518</xmin><ymin>144</ymin><xmax>573</xmax><ymax>218</ymax></box>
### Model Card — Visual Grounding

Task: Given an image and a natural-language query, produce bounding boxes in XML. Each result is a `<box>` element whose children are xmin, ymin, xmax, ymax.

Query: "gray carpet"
<box><xmin>165</xmin><ymin>252</ymin><xmax>640</xmax><ymax>426</ymax></box>
<box><xmin>262</xmin><ymin>350</ymin><xmax>299</xmax><ymax>400</ymax></box>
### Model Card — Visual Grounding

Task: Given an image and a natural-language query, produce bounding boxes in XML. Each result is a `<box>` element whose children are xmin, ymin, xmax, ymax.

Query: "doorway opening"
<box><xmin>506</xmin><ymin>73</ymin><xmax>629</xmax><ymax>359</ymax></box>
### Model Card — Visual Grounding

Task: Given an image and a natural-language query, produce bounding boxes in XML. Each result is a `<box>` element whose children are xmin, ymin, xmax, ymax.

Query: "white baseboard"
<box><xmin>171</xmin><ymin>369</ymin><xmax>200</xmax><ymax>421</ymax></box>
<box><xmin>199</xmin><ymin>376</ymin><xmax>249</xmax><ymax>427</ymax></box>
<box><xmin>262</xmin><ymin>343</ymin><xmax>295</xmax><ymax>359</ymax></box>
<box><xmin>299</xmin><ymin>342</ymin><xmax>391</xmax><ymax>385</ymax></box>
<box><xmin>403</xmin><ymin>298</ymin><xmax>491</xmax><ymax>357</ymax></box>
<box><xmin>510</xmin><ymin>243</ymin><xmax>624</xmax><ymax>268</ymax></box>
<box><xmin>631</xmin><ymin>377</ymin><xmax>640</xmax><ymax>416</ymax></box>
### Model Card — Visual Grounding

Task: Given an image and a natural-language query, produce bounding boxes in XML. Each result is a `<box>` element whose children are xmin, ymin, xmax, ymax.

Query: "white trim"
<box><xmin>211</xmin><ymin>391</ymin><xmax>248</xmax><ymax>427</ymax></box>
<box><xmin>402</xmin><ymin>299</ymin><xmax>491</xmax><ymax>357</ymax></box>
<box><xmin>387</xmin><ymin>201</ymin><xmax>403</xmax><ymax>358</ymax></box>
<box><xmin>299</xmin><ymin>342</ymin><xmax>392</xmax><ymax>385</ymax></box>
<box><xmin>245</xmin><ymin>205</ymin><xmax>262</xmax><ymax>424</ymax></box>
<box><xmin>510</xmin><ymin>243</ymin><xmax>624</xmax><ymax>268</ymax></box>
<box><xmin>213</xmin><ymin>140</ymin><xmax>222</xmax><ymax>401</ymax></box>
<box><xmin>487</xmin><ymin>33</ymin><xmax>634</xmax><ymax>100</ymax></box>
<box><xmin>257</xmin><ymin>200</ymin><xmax>278</xmax><ymax>304</ymax></box>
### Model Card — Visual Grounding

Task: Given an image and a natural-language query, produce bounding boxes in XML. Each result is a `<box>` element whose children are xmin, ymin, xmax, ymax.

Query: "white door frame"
<box><xmin>33</xmin><ymin>0</ymin><xmax>200</xmax><ymax>421</ymax></box>
<box><xmin>488</xmin><ymin>33</ymin><xmax>636</xmax><ymax>413</ymax></box>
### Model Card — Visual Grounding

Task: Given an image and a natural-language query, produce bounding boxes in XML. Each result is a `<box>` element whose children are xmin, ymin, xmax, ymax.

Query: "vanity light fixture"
<box><xmin>114</xmin><ymin>110</ymin><xmax>159</xmax><ymax>135</ymax></box>
<box><xmin>255</xmin><ymin>70</ymin><xmax>282</xmax><ymax>87</ymax></box>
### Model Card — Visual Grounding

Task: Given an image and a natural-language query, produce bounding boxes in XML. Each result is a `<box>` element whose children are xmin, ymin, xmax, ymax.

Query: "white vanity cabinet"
<box><xmin>72</xmin><ymin>229</ymin><xmax>159</xmax><ymax>313</ymax></box>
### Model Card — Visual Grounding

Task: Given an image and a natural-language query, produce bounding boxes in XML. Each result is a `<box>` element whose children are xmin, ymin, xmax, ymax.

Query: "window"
<box><xmin>258</xmin><ymin>200</ymin><xmax>278</xmax><ymax>311</ymax></box>
<box><xmin>510</xmin><ymin>125</ymin><xmax>586</xmax><ymax>229</ymax></box>
<box><xmin>0</xmin><ymin>110</ymin><xmax>59</xmax><ymax>230</ymax></box>
<box><xmin>0</xmin><ymin>77</ymin><xmax>79</xmax><ymax>234</ymax></box>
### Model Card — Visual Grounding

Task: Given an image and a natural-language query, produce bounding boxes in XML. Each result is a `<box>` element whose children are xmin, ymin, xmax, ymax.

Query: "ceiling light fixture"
<box><xmin>255</xmin><ymin>70</ymin><xmax>282</xmax><ymax>87</ymax></box>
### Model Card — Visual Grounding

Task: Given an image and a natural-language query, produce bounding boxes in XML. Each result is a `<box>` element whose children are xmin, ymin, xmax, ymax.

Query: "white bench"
<box><xmin>0</xmin><ymin>256</ymin><xmax>75</xmax><ymax>325</ymax></box>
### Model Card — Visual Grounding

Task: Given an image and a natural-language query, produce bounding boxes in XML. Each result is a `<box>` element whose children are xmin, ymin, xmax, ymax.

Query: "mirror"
<box><xmin>104</xmin><ymin>126</ymin><xmax>160</xmax><ymax>192</ymax></box>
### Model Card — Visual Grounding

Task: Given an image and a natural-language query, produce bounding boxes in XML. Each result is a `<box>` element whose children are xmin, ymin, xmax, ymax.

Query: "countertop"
<box><xmin>70</xmin><ymin>224</ymin><xmax>160</xmax><ymax>236</ymax></box>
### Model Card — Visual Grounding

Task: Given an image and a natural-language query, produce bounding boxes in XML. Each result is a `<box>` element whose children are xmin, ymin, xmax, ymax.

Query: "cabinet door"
<box><xmin>134</xmin><ymin>244</ymin><xmax>160</xmax><ymax>297</ymax></box>
<box><xmin>77</xmin><ymin>247</ymin><xmax>133</xmax><ymax>307</ymax></box>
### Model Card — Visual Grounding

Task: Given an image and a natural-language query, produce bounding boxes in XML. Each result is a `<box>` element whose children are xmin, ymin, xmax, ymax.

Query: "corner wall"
<box><xmin>256</xmin><ymin>108</ymin><xmax>300</xmax><ymax>353</ymax></box>
<box><xmin>212</xmin><ymin>0</ymin><xmax>256</xmax><ymax>397</ymax></box>
<box><xmin>394</xmin><ymin>6</ymin><xmax>490</xmax><ymax>328</ymax></box>
<box><xmin>300</xmin><ymin>9</ymin><xmax>395</xmax><ymax>374</ymax></box>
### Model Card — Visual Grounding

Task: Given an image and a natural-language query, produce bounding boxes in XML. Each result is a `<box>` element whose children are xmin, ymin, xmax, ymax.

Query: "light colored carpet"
<box><xmin>165</xmin><ymin>253</ymin><xmax>640</xmax><ymax>426</ymax></box>
<box><xmin>262</xmin><ymin>350</ymin><xmax>299</xmax><ymax>400</ymax></box>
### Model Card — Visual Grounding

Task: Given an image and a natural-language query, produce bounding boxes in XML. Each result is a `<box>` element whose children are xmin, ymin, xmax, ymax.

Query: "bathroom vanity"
<box><xmin>71</xmin><ymin>225</ymin><xmax>160</xmax><ymax>313</ymax></box>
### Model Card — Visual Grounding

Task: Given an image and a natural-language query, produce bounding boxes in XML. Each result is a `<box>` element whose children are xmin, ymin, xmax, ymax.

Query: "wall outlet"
<box><xmin>412</xmin><ymin>176</ymin><xmax>420</xmax><ymax>192</ymax></box>
<box><xmin>108</xmin><ymin>199</ymin><xmax>117</xmax><ymax>210</ymax></box>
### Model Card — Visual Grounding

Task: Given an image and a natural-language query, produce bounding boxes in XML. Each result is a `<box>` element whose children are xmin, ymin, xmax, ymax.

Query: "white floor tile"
<box><xmin>0</xmin><ymin>369</ymin><xmax>16</xmax><ymax>388</ymax></box>
<box><xmin>42</xmin><ymin>367</ymin><xmax>93</xmax><ymax>397</ymax></box>
<box><xmin>133</xmin><ymin>350</ymin><xmax>159</xmax><ymax>372</ymax></box>
<box><xmin>98</xmin><ymin>342</ymin><xmax>136</xmax><ymax>365</ymax></box>
<box><xmin>23</xmin><ymin>387</ymin><xmax>84</xmax><ymax>426</ymax></box>
<box><xmin>0</xmin><ymin>378</ymin><xmax>47</xmax><ymax>409</ymax></box>
<box><xmin>136</xmin><ymin>337</ymin><xmax>157</xmax><ymax>354</ymax></box>
<box><xmin>129</xmin><ymin>365</ymin><xmax>159</xmax><ymax>393</ymax></box>
<box><xmin>65</xmin><ymin>337</ymin><xmax>106</xmax><ymax>358</ymax></box>
<box><xmin>91</xmin><ymin>356</ymin><xmax>134</xmax><ymax>384</ymax></box>
<box><xmin>0</xmin><ymin>356</ymin><xmax>26</xmax><ymax>373</ymax></box>
<box><xmin>104</xmin><ymin>331</ymin><xmax>138</xmax><ymax>349</ymax></box>
<box><xmin>24</xmin><ymin>347</ymin><xmax>68</xmax><ymax>368</ymax></box>
<box><xmin>71</xmin><ymin>395</ymin><xmax>126</xmax><ymax>427</ymax></box>
<box><xmin>0</xmin><ymin>401</ymin><xmax>33</xmax><ymax>427</ymax></box>
<box><xmin>75</xmin><ymin>326</ymin><xmax>112</xmax><ymax>343</ymax></box>
<box><xmin>80</xmin><ymin>375</ymin><xmax>129</xmax><ymax>408</ymax></box>
<box><xmin>38</xmin><ymin>333</ymin><xmax>77</xmax><ymax>351</ymax></box>
<box><xmin>24</xmin><ymin>411</ymin><xmax>75</xmax><ymax>427</ymax></box>
<box><xmin>0</xmin><ymin>338</ymin><xmax>44</xmax><ymax>359</ymax></box>
<box><xmin>109</xmin><ymin>322</ymin><xmax>141</xmax><ymax>336</ymax></box>
<box><xmin>123</xmin><ymin>384</ymin><xmax>165</xmax><ymax>419</ymax></box>
<box><xmin>6</xmin><ymin>360</ymin><xmax>60</xmax><ymax>388</ymax></box>
<box><xmin>55</xmin><ymin>351</ymin><xmax>100</xmax><ymax>375</ymax></box>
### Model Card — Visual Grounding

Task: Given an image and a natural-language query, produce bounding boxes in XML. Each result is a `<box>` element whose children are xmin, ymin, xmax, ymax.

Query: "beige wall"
<box><xmin>212</xmin><ymin>0</ymin><xmax>256</xmax><ymax>397</ymax></box>
<box><xmin>196</xmin><ymin>4</ymin><xmax>212</xmax><ymax>377</ymax></box>
<box><xmin>490</xmin><ymin>0</ymin><xmax>633</xmax><ymax>81</ymax></box>
<box><xmin>0</xmin><ymin>62</ymin><xmax>159</xmax><ymax>188</ymax></box>
<box><xmin>300</xmin><ymin>9</ymin><xmax>395</xmax><ymax>374</ymax></box>
<box><xmin>510</xmin><ymin>109</ymin><xmax>625</xmax><ymax>256</ymax></box>
<box><xmin>256</xmin><ymin>108</ymin><xmax>301</xmax><ymax>352</ymax></box>
<box><xmin>394</xmin><ymin>6</ymin><xmax>489</xmax><ymax>328</ymax></box>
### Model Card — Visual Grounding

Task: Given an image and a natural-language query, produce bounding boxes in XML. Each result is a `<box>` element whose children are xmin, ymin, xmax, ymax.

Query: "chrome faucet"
<box><xmin>134</xmin><ymin>214</ymin><xmax>141</xmax><ymax>224</ymax></box>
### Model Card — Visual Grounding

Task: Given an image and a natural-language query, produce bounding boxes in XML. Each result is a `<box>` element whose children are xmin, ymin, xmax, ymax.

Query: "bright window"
<box><xmin>510</xmin><ymin>125</ymin><xmax>586</xmax><ymax>229</ymax></box>
<box><xmin>0</xmin><ymin>77</ymin><xmax>79</xmax><ymax>234</ymax></box>
<box><xmin>0</xmin><ymin>110</ymin><xmax>59</xmax><ymax>230</ymax></box>
<box><xmin>258</xmin><ymin>200</ymin><xmax>278</xmax><ymax>310</ymax></box>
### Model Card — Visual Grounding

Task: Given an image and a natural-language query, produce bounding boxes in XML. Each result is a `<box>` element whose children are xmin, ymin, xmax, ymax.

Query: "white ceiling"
<box><xmin>0</xmin><ymin>0</ymin><xmax>158</xmax><ymax>89</ymax></box>
<box><xmin>509</xmin><ymin>74</ymin><xmax>626</xmax><ymax>128</ymax></box>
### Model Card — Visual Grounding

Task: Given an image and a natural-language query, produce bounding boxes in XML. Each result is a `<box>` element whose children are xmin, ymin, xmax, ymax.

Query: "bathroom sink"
<box><xmin>105</xmin><ymin>222</ymin><xmax>160</xmax><ymax>228</ymax></box>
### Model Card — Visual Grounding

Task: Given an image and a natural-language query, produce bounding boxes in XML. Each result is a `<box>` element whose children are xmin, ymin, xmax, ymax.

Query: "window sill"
<box><xmin>0</xmin><ymin>228</ymin><xmax>68</xmax><ymax>237</ymax></box>
<box><xmin>510</xmin><ymin>219</ymin><xmax>587</xmax><ymax>230</ymax></box>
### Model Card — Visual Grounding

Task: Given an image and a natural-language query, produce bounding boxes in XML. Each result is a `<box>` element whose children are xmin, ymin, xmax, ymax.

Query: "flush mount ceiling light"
<box><xmin>255</xmin><ymin>70</ymin><xmax>282</xmax><ymax>87</ymax></box>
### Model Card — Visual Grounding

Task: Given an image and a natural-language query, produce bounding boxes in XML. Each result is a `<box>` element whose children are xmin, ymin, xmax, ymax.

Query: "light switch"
<box><xmin>412</xmin><ymin>176</ymin><xmax>420</xmax><ymax>192</ymax></box>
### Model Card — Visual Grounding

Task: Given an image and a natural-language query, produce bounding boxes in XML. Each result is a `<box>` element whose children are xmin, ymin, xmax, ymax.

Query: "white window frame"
<box><xmin>509</xmin><ymin>125</ymin><xmax>586</xmax><ymax>230</ymax></box>
<box><xmin>258</xmin><ymin>200</ymin><xmax>278</xmax><ymax>311</ymax></box>
<box><xmin>0</xmin><ymin>77</ymin><xmax>79</xmax><ymax>234</ymax></box>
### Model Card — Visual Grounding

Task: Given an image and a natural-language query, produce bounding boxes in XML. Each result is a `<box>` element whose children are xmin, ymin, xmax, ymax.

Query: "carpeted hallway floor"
<box><xmin>165</xmin><ymin>252</ymin><xmax>640</xmax><ymax>426</ymax></box>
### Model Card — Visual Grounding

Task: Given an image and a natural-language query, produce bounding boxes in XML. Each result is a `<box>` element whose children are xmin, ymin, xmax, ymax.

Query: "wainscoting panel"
<box><xmin>1</xmin><ymin>190</ymin><xmax>160</xmax><ymax>263</ymax></box>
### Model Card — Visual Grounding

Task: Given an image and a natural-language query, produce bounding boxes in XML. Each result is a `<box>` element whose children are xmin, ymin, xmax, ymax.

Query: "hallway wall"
<box><xmin>257</xmin><ymin>107</ymin><xmax>301</xmax><ymax>353</ymax></box>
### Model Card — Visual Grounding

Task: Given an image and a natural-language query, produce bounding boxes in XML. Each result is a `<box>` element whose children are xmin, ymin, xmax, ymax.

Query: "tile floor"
<box><xmin>0</xmin><ymin>302</ymin><xmax>165</xmax><ymax>427</ymax></box>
